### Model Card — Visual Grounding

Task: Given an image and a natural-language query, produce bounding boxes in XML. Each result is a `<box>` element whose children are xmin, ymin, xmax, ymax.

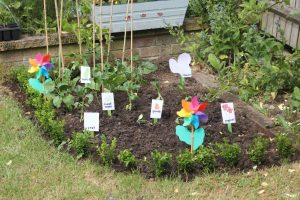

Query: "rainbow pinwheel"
<box><xmin>176</xmin><ymin>96</ymin><xmax>208</xmax><ymax>152</ymax></box>
<box><xmin>28</xmin><ymin>53</ymin><xmax>54</xmax><ymax>94</ymax></box>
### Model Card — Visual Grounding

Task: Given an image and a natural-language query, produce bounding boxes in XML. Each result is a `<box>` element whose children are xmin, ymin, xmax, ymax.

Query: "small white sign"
<box><xmin>221</xmin><ymin>103</ymin><xmax>236</xmax><ymax>124</ymax></box>
<box><xmin>169</xmin><ymin>53</ymin><xmax>192</xmax><ymax>77</ymax></box>
<box><xmin>84</xmin><ymin>112</ymin><xmax>99</xmax><ymax>132</ymax></box>
<box><xmin>80</xmin><ymin>66</ymin><xmax>91</xmax><ymax>83</ymax></box>
<box><xmin>102</xmin><ymin>93</ymin><xmax>115</xmax><ymax>111</ymax></box>
<box><xmin>150</xmin><ymin>99</ymin><xmax>164</xmax><ymax>119</ymax></box>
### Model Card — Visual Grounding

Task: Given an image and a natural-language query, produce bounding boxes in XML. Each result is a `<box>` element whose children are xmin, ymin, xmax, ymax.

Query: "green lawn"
<box><xmin>0</xmin><ymin>86</ymin><xmax>299</xmax><ymax>199</ymax></box>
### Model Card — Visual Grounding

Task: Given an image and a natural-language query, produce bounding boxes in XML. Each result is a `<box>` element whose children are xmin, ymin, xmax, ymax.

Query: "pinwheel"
<box><xmin>28</xmin><ymin>53</ymin><xmax>54</xmax><ymax>95</ymax></box>
<box><xmin>176</xmin><ymin>96</ymin><xmax>208</xmax><ymax>152</ymax></box>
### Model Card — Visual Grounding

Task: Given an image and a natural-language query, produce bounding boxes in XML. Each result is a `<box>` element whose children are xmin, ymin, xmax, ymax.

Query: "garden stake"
<box><xmin>130</xmin><ymin>0</ymin><xmax>133</xmax><ymax>74</ymax></box>
<box><xmin>227</xmin><ymin>123</ymin><xmax>233</xmax><ymax>134</ymax></box>
<box><xmin>106</xmin><ymin>0</ymin><xmax>114</xmax><ymax>63</ymax></box>
<box><xmin>59</xmin><ymin>0</ymin><xmax>65</xmax><ymax>73</ymax></box>
<box><xmin>41</xmin><ymin>76</ymin><xmax>46</xmax><ymax>101</ymax></box>
<box><xmin>122</xmin><ymin>0</ymin><xmax>130</xmax><ymax>64</ymax></box>
<box><xmin>43</xmin><ymin>0</ymin><xmax>49</xmax><ymax>54</ymax></box>
<box><xmin>99</xmin><ymin>0</ymin><xmax>104</xmax><ymax>72</ymax></box>
<box><xmin>92</xmin><ymin>0</ymin><xmax>96</xmax><ymax>70</ymax></box>
<box><xmin>76</xmin><ymin>0</ymin><xmax>82</xmax><ymax>55</ymax></box>
<box><xmin>54</xmin><ymin>0</ymin><xmax>61</xmax><ymax>78</ymax></box>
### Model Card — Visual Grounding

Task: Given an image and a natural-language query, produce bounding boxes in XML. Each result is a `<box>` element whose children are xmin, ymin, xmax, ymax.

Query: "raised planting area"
<box><xmin>4</xmin><ymin>61</ymin><xmax>300</xmax><ymax>180</ymax></box>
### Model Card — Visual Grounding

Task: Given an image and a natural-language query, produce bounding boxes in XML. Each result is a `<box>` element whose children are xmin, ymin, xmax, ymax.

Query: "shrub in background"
<box><xmin>118</xmin><ymin>149</ymin><xmax>137</xmax><ymax>170</ymax></box>
<box><xmin>195</xmin><ymin>146</ymin><xmax>216</xmax><ymax>172</ymax></box>
<box><xmin>97</xmin><ymin>135</ymin><xmax>117</xmax><ymax>167</ymax></box>
<box><xmin>176</xmin><ymin>149</ymin><xmax>196</xmax><ymax>174</ymax></box>
<box><xmin>275</xmin><ymin>133</ymin><xmax>294</xmax><ymax>161</ymax></box>
<box><xmin>71</xmin><ymin>130</ymin><xmax>93</xmax><ymax>157</ymax></box>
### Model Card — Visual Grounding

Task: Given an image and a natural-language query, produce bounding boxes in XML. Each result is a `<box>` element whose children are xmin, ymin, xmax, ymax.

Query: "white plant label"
<box><xmin>102</xmin><ymin>92</ymin><xmax>115</xmax><ymax>111</ymax></box>
<box><xmin>80</xmin><ymin>66</ymin><xmax>91</xmax><ymax>83</ymax></box>
<box><xmin>169</xmin><ymin>53</ymin><xmax>192</xmax><ymax>77</ymax></box>
<box><xmin>84</xmin><ymin>112</ymin><xmax>99</xmax><ymax>132</ymax></box>
<box><xmin>150</xmin><ymin>99</ymin><xmax>164</xmax><ymax>119</ymax></box>
<box><xmin>221</xmin><ymin>103</ymin><xmax>236</xmax><ymax>124</ymax></box>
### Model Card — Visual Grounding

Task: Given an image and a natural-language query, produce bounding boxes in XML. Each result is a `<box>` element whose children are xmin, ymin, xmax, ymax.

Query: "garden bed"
<box><xmin>4</xmin><ymin>62</ymin><xmax>300</xmax><ymax>180</ymax></box>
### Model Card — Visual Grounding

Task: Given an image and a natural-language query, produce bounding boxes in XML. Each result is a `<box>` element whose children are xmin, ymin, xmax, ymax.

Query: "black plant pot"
<box><xmin>0</xmin><ymin>23</ymin><xmax>21</xmax><ymax>41</ymax></box>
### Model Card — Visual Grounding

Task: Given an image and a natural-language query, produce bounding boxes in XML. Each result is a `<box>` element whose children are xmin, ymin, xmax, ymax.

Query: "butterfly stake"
<box><xmin>176</xmin><ymin>96</ymin><xmax>208</xmax><ymax>153</ymax></box>
<box><xmin>28</xmin><ymin>53</ymin><xmax>54</xmax><ymax>99</ymax></box>
<box><xmin>169</xmin><ymin>53</ymin><xmax>192</xmax><ymax>92</ymax></box>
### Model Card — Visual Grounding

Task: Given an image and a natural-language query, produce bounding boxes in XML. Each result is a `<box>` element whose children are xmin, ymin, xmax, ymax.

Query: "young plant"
<box><xmin>118</xmin><ymin>149</ymin><xmax>137</xmax><ymax>169</ymax></box>
<box><xmin>151</xmin><ymin>150</ymin><xmax>172</xmax><ymax>177</ymax></box>
<box><xmin>71</xmin><ymin>130</ymin><xmax>94</xmax><ymax>157</ymax></box>
<box><xmin>275</xmin><ymin>133</ymin><xmax>294</xmax><ymax>161</ymax></box>
<box><xmin>176</xmin><ymin>96</ymin><xmax>208</xmax><ymax>153</ymax></box>
<box><xmin>97</xmin><ymin>135</ymin><xmax>117</xmax><ymax>167</ymax></box>
<box><xmin>248</xmin><ymin>137</ymin><xmax>269</xmax><ymax>165</ymax></box>
<box><xmin>216</xmin><ymin>140</ymin><xmax>241</xmax><ymax>167</ymax></box>
<box><xmin>176</xmin><ymin>149</ymin><xmax>197</xmax><ymax>175</ymax></box>
<box><xmin>195</xmin><ymin>146</ymin><xmax>216</xmax><ymax>172</ymax></box>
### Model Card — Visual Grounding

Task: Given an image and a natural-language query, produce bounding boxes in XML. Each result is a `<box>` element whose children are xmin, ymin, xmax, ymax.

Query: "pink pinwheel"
<box><xmin>190</xmin><ymin>96</ymin><xmax>208</xmax><ymax>122</ymax></box>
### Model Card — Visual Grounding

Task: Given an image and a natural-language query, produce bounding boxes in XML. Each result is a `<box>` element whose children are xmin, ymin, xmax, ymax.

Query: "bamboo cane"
<box><xmin>106</xmin><ymin>0</ymin><xmax>114</xmax><ymax>63</ymax></box>
<box><xmin>122</xmin><ymin>0</ymin><xmax>130</xmax><ymax>64</ymax></box>
<box><xmin>92</xmin><ymin>0</ymin><xmax>96</xmax><ymax>70</ymax></box>
<box><xmin>43</xmin><ymin>0</ymin><xmax>49</xmax><ymax>54</ymax></box>
<box><xmin>130</xmin><ymin>0</ymin><xmax>133</xmax><ymax>74</ymax></box>
<box><xmin>59</xmin><ymin>0</ymin><xmax>65</xmax><ymax>72</ymax></box>
<box><xmin>99</xmin><ymin>0</ymin><xmax>104</xmax><ymax>72</ymax></box>
<box><xmin>76</xmin><ymin>0</ymin><xmax>82</xmax><ymax>55</ymax></box>
<box><xmin>54</xmin><ymin>0</ymin><xmax>61</xmax><ymax>77</ymax></box>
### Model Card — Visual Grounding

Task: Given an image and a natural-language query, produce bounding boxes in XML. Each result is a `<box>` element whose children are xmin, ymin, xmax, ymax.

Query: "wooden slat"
<box><xmin>290</xmin><ymin>0</ymin><xmax>297</xmax><ymax>8</ymax></box>
<box><xmin>277</xmin><ymin>16</ymin><xmax>287</xmax><ymax>40</ymax></box>
<box><xmin>284</xmin><ymin>20</ymin><xmax>293</xmax><ymax>44</ymax></box>
<box><xmin>261</xmin><ymin>12</ymin><xmax>269</xmax><ymax>31</ymax></box>
<box><xmin>273</xmin><ymin>14</ymin><xmax>280</xmax><ymax>37</ymax></box>
<box><xmin>267</xmin><ymin>12</ymin><xmax>275</xmax><ymax>34</ymax></box>
<box><xmin>289</xmin><ymin>23</ymin><xmax>299</xmax><ymax>48</ymax></box>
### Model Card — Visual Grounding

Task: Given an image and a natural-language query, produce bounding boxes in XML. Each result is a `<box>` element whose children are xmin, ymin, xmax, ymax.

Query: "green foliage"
<box><xmin>71</xmin><ymin>130</ymin><xmax>93</xmax><ymax>157</ymax></box>
<box><xmin>118</xmin><ymin>149</ymin><xmax>137</xmax><ymax>169</ymax></box>
<box><xmin>290</xmin><ymin>87</ymin><xmax>300</xmax><ymax>110</ymax></box>
<box><xmin>0</xmin><ymin>5</ymin><xmax>14</xmax><ymax>25</ymax></box>
<box><xmin>216</xmin><ymin>140</ymin><xmax>241</xmax><ymax>166</ymax></box>
<box><xmin>248</xmin><ymin>137</ymin><xmax>269</xmax><ymax>165</ymax></box>
<box><xmin>176</xmin><ymin>149</ymin><xmax>196</xmax><ymax>174</ymax></box>
<box><xmin>97</xmin><ymin>135</ymin><xmax>117</xmax><ymax>167</ymax></box>
<box><xmin>275</xmin><ymin>133</ymin><xmax>294</xmax><ymax>160</ymax></box>
<box><xmin>195</xmin><ymin>146</ymin><xmax>216</xmax><ymax>172</ymax></box>
<box><xmin>151</xmin><ymin>150</ymin><xmax>172</xmax><ymax>177</ymax></box>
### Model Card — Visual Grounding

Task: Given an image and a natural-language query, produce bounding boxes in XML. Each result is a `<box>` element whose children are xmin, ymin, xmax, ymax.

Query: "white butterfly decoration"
<box><xmin>169</xmin><ymin>53</ymin><xmax>192</xmax><ymax>77</ymax></box>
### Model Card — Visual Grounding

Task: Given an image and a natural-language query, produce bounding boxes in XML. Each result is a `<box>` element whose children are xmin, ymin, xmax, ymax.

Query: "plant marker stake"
<box><xmin>76</xmin><ymin>0</ymin><xmax>82</xmax><ymax>55</ymax></box>
<box><xmin>122</xmin><ymin>0</ymin><xmax>130</xmax><ymax>64</ymax></box>
<box><xmin>43</xmin><ymin>0</ymin><xmax>49</xmax><ymax>54</ymax></box>
<box><xmin>227</xmin><ymin>123</ymin><xmax>233</xmax><ymax>134</ymax></box>
<box><xmin>106</xmin><ymin>0</ymin><xmax>114</xmax><ymax>63</ymax></box>
<box><xmin>92</xmin><ymin>0</ymin><xmax>96</xmax><ymax>70</ymax></box>
<box><xmin>191</xmin><ymin>125</ymin><xmax>194</xmax><ymax>154</ymax></box>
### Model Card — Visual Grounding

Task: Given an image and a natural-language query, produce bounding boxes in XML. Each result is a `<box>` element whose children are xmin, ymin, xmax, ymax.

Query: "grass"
<box><xmin>0</xmin><ymin>79</ymin><xmax>299</xmax><ymax>199</ymax></box>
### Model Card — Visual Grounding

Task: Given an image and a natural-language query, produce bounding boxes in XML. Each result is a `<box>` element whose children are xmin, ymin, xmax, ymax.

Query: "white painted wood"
<box><xmin>277</xmin><ymin>16</ymin><xmax>287</xmax><ymax>40</ymax></box>
<box><xmin>289</xmin><ymin>23</ymin><xmax>299</xmax><ymax>48</ymax></box>
<box><xmin>91</xmin><ymin>0</ymin><xmax>189</xmax><ymax>33</ymax></box>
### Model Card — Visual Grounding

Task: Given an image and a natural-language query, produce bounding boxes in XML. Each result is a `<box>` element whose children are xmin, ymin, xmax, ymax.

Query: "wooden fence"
<box><xmin>261</xmin><ymin>0</ymin><xmax>300</xmax><ymax>49</ymax></box>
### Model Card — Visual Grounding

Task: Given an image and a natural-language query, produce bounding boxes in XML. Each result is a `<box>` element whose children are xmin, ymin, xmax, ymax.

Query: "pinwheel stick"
<box><xmin>191</xmin><ymin>126</ymin><xmax>194</xmax><ymax>154</ymax></box>
<box><xmin>41</xmin><ymin>76</ymin><xmax>46</xmax><ymax>100</ymax></box>
<box><xmin>122</xmin><ymin>0</ymin><xmax>130</xmax><ymax>64</ymax></box>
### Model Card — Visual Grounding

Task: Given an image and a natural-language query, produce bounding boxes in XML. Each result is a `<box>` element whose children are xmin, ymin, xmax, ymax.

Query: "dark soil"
<box><xmin>4</xmin><ymin>62</ymin><xmax>300</xmax><ymax>180</ymax></box>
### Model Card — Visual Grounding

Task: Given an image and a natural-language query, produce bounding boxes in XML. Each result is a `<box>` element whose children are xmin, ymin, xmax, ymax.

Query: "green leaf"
<box><xmin>44</xmin><ymin>80</ymin><xmax>55</xmax><ymax>93</ymax></box>
<box><xmin>86</xmin><ymin>94</ymin><xmax>94</xmax><ymax>104</ymax></box>
<box><xmin>141</xmin><ymin>61</ymin><xmax>158</xmax><ymax>74</ymax></box>
<box><xmin>53</xmin><ymin>96</ymin><xmax>62</xmax><ymax>108</ymax></box>
<box><xmin>63</xmin><ymin>95</ymin><xmax>75</xmax><ymax>109</ymax></box>
<box><xmin>208</xmin><ymin>53</ymin><xmax>222</xmax><ymax>71</ymax></box>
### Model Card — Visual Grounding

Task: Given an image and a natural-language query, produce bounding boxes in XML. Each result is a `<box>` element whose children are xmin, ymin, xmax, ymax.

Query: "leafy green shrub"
<box><xmin>176</xmin><ymin>149</ymin><xmax>196</xmax><ymax>174</ymax></box>
<box><xmin>195</xmin><ymin>146</ymin><xmax>216</xmax><ymax>172</ymax></box>
<box><xmin>275</xmin><ymin>133</ymin><xmax>294</xmax><ymax>160</ymax></box>
<box><xmin>248</xmin><ymin>137</ymin><xmax>269</xmax><ymax>165</ymax></box>
<box><xmin>97</xmin><ymin>135</ymin><xmax>117</xmax><ymax>167</ymax></box>
<box><xmin>151</xmin><ymin>150</ymin><xmax>172</xmax><ymax>177</ymax></box>
<box><xmin>71</xmin><ymin>130</ymin><xmax>93</xmax><ymax>157</ymax></box>
<box><xmin>118</xmin><ymin>149</ymin><xmax>136</xmax><ymax>169</ymax></box>
<box><xmin>216</xmin><ymin>140</ymin><xmax>241</xmax><ymax>166</ymax></box>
